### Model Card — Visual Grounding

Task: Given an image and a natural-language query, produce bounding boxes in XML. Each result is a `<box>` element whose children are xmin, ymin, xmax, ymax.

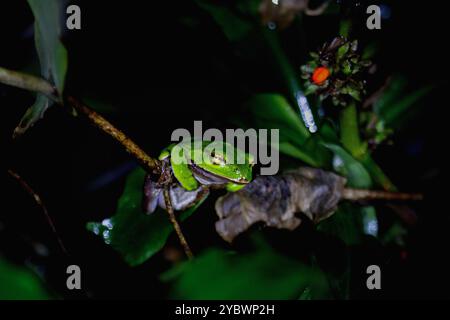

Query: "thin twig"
<box><xmin>342</xmin><ymin>188</ymin><xmax>423</xmax><ymax>202</ymax></box>
<box><xmin>8</xmin><ymin>169</ymin><xmax>69</xmax><ymax>256</ymax></box>
<box><xmin>66</xmin><ymin>96</ymin><xmax>161</xmax><ymax>174</ymax></box>
<box><xmin>163</xmin><ymin>187</ymin><xmax>194</xmax><ymax>260</ymax></box>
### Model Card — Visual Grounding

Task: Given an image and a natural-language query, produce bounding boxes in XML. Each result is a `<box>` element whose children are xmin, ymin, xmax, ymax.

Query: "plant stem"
<box><xmin>163</xmin><ymin>187</ymin><xmax>194</xmax><ymax>260</ymax></box>
<box><xmin>342</xmin><ymin>188</ymin><xmax>422</xmax><ymax>201</ymax></box>
<box><xmin>67</xmin><ymin>96</ymin><xmax>161</xmax><ymax>174</ymax></box>
<box><xmin>337</xmin><ymin>19</ymin><xmax>397</xmax><ymax>191</ymax></box>
<box><xmin>8</xmin><ymin>169</ymin><xmax>69</xmax><ymax>256</ymax></box>
<box><xmin>339</xmin><ymin>101</ymin><xmax>363</xmax><ymax>157</ymax></box>
<box><xmin>339</xmin><ymin>101</ymin><xmax>397</xmax><ymax>191</ymax></box>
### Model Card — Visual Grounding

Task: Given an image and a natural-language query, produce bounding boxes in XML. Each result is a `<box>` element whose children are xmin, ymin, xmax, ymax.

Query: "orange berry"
<box><xmin>312</xmin><ymin>66</ymin><xmax>330</xmax><ymax>85</ymax></box>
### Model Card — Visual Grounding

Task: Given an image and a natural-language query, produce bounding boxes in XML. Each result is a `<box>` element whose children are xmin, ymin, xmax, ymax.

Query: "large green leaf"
<box><xmin>162</xmin><ymin>244</ymin><xmax>328</xmax><ymax>299</ymax></box>
<box><xmin>29</xmin><ymin>0</ymin><xmax>68</xmax><ymax>94</ymax></box>
<box><xmin>87</xmin><ymin>168</ymin><xmax>205</xmax><ymax>266</ymax></box>
<box><xmin>248</xmin><ymin>94</ymin><xmax>310</xmax><ymax>142</ymax></box>
<box><xmin>15</xmin><ymin>0</ymin><xmax>68</xmax><ymax>136</ymax></box>
<box><xmin>0</xmin><ymin>258</ymin><xmax>52</xmax><ymax>300</ymax></box>
<box><xmin>245</xmin><ymin>93</ymin><xmax>330</xmax><ymax>167</ymax></box>
<box><xmin>323</xmin><ymin>143</ymin><xmax>372</xmax><ymax>189</ymax></box>
<box><xmin>278</xmin><ymin>141</ymin><xmax>320</xmax><ymax>166</ymax></box>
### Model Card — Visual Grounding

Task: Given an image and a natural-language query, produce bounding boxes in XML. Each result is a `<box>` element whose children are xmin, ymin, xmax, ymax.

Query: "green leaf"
<box><xmin>87</xmin><ymin>168</ymin><xmax>205</xmax><ymax>266</ymax></box>
<box><xmin>247</xmin><ymin>94</ymin><xmax>310</xmax><ymax>142</ymax></box>
<box><xmin>342</xmin><ymin>60</ymin><xmax>352</xmax><ymax>75</ymax></box>
<box><xmin>245</xmin><ymin>94</ymin><xmax>330</xmax><ymax>167</ymax></box>
<box><xmin>337</xmin><ymin>43</ymin><xmax>350</xmax><ymax>61</ymax></box>
<box><xmin>28</xmin><ymin>0</ymin><xmax>68</xmax><ymax>93</ymax></box>
<box><xmin>13</xmin><ymin>94</ymin><xmax>50</xmax><ymax>138</ymax></box>
<box><xmin>346</xmin><ymin>85</ymin><xmax>361</xmax><ymax>101</ymax></box>
<box><xmin>305</xmin><ymin>84</ymin><xmax>319</xmax><ymax>95</ymax></box>
<box><xmin>163</xmin><ymin>245</ymin><xmax>328</xmax><ymax>299</ymax></box>
<box><xmin>323</xmin><ymin>143</ymin><xmax>371</xmax><ymax>188</ymax></box>
<box><xmin>0</xmin><ymin>258</ymin><xmax>52</xmax><ymax>300</ymax></box>
<box><xmin>320</xmin><ymin>143</ymin><xmax>378</xmax><ymax>242</ymax></box>
<box><xmin>278</xmin><ymin>141</ymin><xmax>321</xmax><ymax>167</ymax></box>
<box><xmin>16</xmin><ymin>0</ymin><xmax>68</xmax><ymax>136</ymax></box>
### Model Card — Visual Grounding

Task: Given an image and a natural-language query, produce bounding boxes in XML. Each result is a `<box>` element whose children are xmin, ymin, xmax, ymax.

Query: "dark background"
<box><xmin>1</xmin><ymin>0</ymin><xmax>449</xmax><ymax>299</ymax></box>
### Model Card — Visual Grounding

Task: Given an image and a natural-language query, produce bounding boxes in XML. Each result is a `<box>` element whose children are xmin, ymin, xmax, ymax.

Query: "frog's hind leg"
<box><xmin>143</xmin><ymin>175</ymin><xmax>163</xmax><ymax>214</ymax></box>
<box><xmin>160</xmin><ymin>185</ymin><xmax>209</xmax><ymax>211</ymax></box>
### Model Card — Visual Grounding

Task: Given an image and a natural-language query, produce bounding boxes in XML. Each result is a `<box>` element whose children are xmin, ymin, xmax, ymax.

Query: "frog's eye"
<box><xmin>210</xmin><ymin>151</ymin><xmax>226</xmax><ymax>165</ymax></box>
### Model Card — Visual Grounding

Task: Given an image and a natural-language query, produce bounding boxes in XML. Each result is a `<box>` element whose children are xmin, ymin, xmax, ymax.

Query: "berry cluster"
<box><xmin>301</xmin><ymin>36</ymin><xmax>372</xmax><ymax>107</ymax></box>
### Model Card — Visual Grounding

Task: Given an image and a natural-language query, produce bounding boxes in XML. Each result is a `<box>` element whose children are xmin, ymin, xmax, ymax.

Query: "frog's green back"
<box><xmin>163</xmin><ymin>139</ymin><xmax>254</xmax><ymax>191</ymax></box>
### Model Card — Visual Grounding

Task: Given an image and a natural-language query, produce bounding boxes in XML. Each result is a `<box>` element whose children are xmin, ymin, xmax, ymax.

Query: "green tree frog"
<box><xmin>143</xmin><ymin>140</ymin><xmax>254</xmax><ymax>214</ymax></box>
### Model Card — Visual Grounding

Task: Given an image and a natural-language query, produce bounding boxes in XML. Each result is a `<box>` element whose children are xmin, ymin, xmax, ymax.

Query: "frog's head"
<box><xmin>188</xmin><ymin>140</ymin><xmax>254</xmax><ymax>185</ymax></box>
